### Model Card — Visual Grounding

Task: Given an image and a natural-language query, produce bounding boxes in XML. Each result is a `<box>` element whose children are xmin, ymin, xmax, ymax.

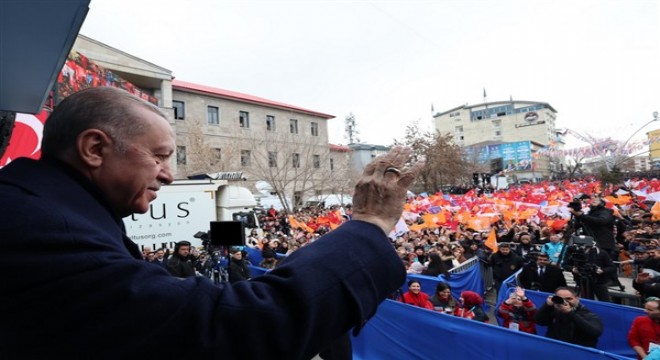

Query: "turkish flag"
<box><xmin>0</xmin><ymin>109</ymin><xmax>50</xmax><ymax>168</ymax></box>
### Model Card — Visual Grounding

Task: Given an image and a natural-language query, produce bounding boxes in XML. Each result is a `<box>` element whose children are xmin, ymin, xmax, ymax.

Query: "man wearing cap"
<box><xmin>542</xmin><ymin>234</ymin><xmax>564</xmax><ymax>266</ymax></box>
<box><xmin>633</xmin><ymin>246</ymin><xmax>650</xmax><ymax>272</ymax></box>
<box><xmin>489</xmin><ymin>242</ymin><xmax>524</xmax><ymax>292</ymax></box>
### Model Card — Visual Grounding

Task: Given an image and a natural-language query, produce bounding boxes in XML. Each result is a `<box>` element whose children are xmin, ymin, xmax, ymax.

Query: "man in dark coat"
<box><xmin>489</xmin><ymin>242</ymin><xmax>524</xmax><ymax>292</ymax></box>
<box><xmin>518</xmin><ymin>252</ymin><xmax>567</xmax><ymax>293</ymax></box>
<box><xmin>228</xmin><ymin>247</ymin><xmax>251</xmax><ymax>283</ymax></box>
<box><xmin>569</xmin><ymin>195</ymin><xmax>616</xmax><ymax>258</ymax></box>
<box><xmin>0</xmin><ymin>87</ymin><xmax>423</xmax><ymax>359</ymax></box>
<box><xmin>563</xmin><ymin>245</ymin><xmax>616</xmax><ymax>302</ymax></box>
<box><xmin>166</xmin><ymin>240</ymin><xmax>196</xmax><ymax>278</ymax></box>
<box><xmin>534</xmin><ymin>287</ymin><xmax>604</xmax><ymax>348</ymax></box>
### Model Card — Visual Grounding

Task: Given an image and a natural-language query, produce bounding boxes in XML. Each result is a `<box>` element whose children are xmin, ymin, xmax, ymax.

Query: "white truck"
<box><xmin>123</xmin><ymin>178</ymin><xmax>259</xmax><ymax>251</ymax></box>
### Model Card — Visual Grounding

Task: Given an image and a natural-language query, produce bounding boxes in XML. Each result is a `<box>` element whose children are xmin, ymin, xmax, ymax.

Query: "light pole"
<box><xmin>612</xmin><ymin>111</ymin><xmax>660</xmax><ymax>171</ymax></box>
<box><xmin>621</xmin><ymin>111</ymin><xmax>660</xmax><ymax>152</ymax></box>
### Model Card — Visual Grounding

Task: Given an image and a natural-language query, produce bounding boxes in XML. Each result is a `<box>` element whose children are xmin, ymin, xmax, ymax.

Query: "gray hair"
<box><xmin>42</xmin><ymin>87</ymin><xmax>166</xmax><ymax>157</ymax></box>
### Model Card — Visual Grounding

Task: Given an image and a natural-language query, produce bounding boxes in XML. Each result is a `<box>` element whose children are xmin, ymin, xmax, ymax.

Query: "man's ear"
<box><xmin>77</xmin><ymin>129</ymin><xmax>112</xmax><ymax>168</ymax></box>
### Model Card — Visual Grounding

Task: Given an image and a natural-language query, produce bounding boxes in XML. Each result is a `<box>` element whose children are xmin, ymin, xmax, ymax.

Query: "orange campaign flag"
<box><xmin>423</xmin><ymin>213</ymin><xmax>444</xmax><ymax>228</ymax></box>
<box><xmin>652</xmin><ymin>202</ymin><xmax>660</xmax><ymax>222</ymax></box>
<box><xmin>409</xmin><ymin>223</ymin><xmax>426</xmax><ymax>233</ymax></box>
<box><xmin>484</xmin><ymin>228</ymin><xmax>498</xmax><ymax>253</ymax></box>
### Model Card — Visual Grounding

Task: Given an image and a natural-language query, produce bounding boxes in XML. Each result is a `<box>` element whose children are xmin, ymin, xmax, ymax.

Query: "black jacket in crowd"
<box><xmin>562</xmin><ymin>246</ymin><xmax>616</xmax><ymax>285</ymax></box>
<box><xmin>489</xmin><ymin>251</ymin><xmax>524</xmax><ymax>282</ymax></box>
<box><xmin>166</xmin><ymin>255</ymin><xmax>196</xmax><ymax>278</ymax></box>
<box><xmin>575</xmin><ymin>205</ymin><xmax>616</xmax><ymax>250</ymax></box>
<box><xmin>228</xmin><ymin>257</ymin><xmax>251</xmax><ymax>283</ymax></box>
<box><xmin>533</xmin><ymin>302</ymin><xmax>604</xmax><ymax>348</ymax></box>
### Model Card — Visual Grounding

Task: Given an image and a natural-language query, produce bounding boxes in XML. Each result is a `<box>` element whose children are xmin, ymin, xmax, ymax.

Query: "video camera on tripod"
<box><xmin>565</xmin><ymin>235</ymin><xmax>599</xmax><ymax>277</ymax></box>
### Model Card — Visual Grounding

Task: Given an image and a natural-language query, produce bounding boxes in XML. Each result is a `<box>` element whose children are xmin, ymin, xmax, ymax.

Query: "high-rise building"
<box><xmin>433</xmin><ymin>100</ymin><xmax>557</xmax><ymax>147</ymax></box>
<box><xmin>433</xmin><ymin>100</ymin><xmax>558</xmax><ymax>181</ymax></box>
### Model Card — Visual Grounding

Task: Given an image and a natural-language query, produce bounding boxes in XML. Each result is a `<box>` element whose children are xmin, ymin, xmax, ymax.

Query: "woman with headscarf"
<box><xmin>454</xmin><ymin>290</ymin><xmax>489</xmax><ymax>322</ymax></box>
<box><xmin>400</xmin><ymin>280</ymin><xmax>433</xmax><ymax>310</ymax></box>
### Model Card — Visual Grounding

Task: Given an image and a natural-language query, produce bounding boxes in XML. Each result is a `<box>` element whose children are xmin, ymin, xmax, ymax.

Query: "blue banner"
<box><xmin>352</xmin><ymin>300</ymin><xmax>630</xmax><ymax>360</ymax></box>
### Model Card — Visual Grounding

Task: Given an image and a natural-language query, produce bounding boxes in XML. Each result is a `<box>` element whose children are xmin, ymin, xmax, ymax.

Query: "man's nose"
<box><xmin>159</xmin><ymin>160</ymin><xmax>174</xmax><ymax>184</ymax></box>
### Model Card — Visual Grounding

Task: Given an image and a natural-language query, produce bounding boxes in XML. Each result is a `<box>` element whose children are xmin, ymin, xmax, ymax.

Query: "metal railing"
<box><xmin>614</xmin><ymin>260</ymin><xmax>637</xmax><ymax>279</ymax></box>
<box><xmin>448</xmin><ymin>257</ymin><xmax>494</xmax><ymax>292</ymax></box>
<box><xmin>448</xmin><ymin>256</ymin><xmax>479</xmax><ymax>274</ymax></box>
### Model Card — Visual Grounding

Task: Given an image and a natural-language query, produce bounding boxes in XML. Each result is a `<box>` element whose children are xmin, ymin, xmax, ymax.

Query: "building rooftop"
<box><xmin>434</xmin><ymin>100</ymin><xmax>558</xmax><ymax>117</ymax></box>
<box><xmin>173</xmin><ymin>79</ymin><xmax>335</xmax><ymax>119</ymax></box>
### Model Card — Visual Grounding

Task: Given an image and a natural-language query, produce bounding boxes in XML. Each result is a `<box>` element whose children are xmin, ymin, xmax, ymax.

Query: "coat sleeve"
<box><xmin>2</xmin><ymin>200</ymin><xmax>405</xmax><ymax>360</ymax></box>
<box><xmin>533</xmin><ymin>303</ymin><xmax>554</xmax><ymax>326</ymax></box>
<box><xmin>578</xmin><ymin>208</ymin><xmax>614</xmax><ymax>227</ymax></box>
<box><xmin>568</xmin><ymin>308</ymin><xmax>604</xmax><ymax>338</ymax></box>
<box><xmin>627</xmin><ymin>317</ymin><xmax>644</xmax><ymax>348</ymax></box>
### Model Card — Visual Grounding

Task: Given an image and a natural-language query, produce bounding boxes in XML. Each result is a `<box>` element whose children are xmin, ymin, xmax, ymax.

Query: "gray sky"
<box><xmin>80</xmin><ymin>0</ymin><xmax>660</xmax><ymax>147</ymax></box>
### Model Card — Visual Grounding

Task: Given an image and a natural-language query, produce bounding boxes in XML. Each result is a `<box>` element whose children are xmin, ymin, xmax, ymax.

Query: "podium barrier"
<box><xmin>352</xmin><ymin>300</ymin><xmax>630</xmax><ymax>360</ymax></box>
<box><xmin>249</xmin><ymin>258</ymin><xmax>635</xmax><ymax>359</ymax></box>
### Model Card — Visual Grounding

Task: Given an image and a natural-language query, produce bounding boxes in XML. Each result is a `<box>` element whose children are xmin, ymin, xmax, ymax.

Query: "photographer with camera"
<box><xmin>518</xmin><ymin>252</ymin><xmax>567</xmax><ymax>293</ymax></box>
<box><xmin>534</xmin><ymin>287</ymin><xmax>604</xmax><ymax>348</ymax></box>
<box><xmin>568</xmin><ymin>194</ymin><xmax>617</xmax><ymax>260</ymax></box>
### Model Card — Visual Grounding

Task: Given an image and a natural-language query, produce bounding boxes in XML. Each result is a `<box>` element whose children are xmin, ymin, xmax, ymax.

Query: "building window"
<box><xmin>239</xmin><ymin>111</ymin><xmax>250</xmax><ymax>128</ymax></box>
<box><xmin>241</xmin><ymin>150</ymin><xmax>251</xmax><ymax>167</ymax></box>
<box><xmin>495</xmin><ymin>130</ymin><xmax>502</xmax><ymax>137</ymax></box>
<box><xmin>313</xmin><ymin>154</ymin><xmax>320</xmax><ymax>168</ymax></box>
<box><xmin>210</xmin><ymin>148</ymin><xmax>221</xmax><ymax>166</ymax></box>
<box><xmin>290</xmin><ymin>119</ymin><xmax>299</xmax><ymax>134</ymax></box>
<box><xmin>492</xmin><ymin>120</ymin><xmax>501</xmax><ymax>128</ymax></box>
<box><xmin>176</xmin><ymin>146</ymin><xmax>187</xmax><ymax>165</ymax></box>
<box><xmin>311</xmin><ymin>122</ymin><xmax>319</xmax><ymax>136</ymax></box>
<box><xmin>455</xmin><ymin>126</ymin><xmax>463</xmax><ymax>133</ymax></box>
<box><xmin>268</xmin><ymin>151</ymin><xmax>278</xmax><ymax>167</ymax></box>
<box><xmin>330</xmin><ymin>158</ymin><xmax>334</xmax><ymax>170</ymax></box>
<box><xmin>292</xmin><ymin>153</ymin><xmax>300</xmax><ymax>168</ymax></box>
<box><xmin>207</xmin><ymin>106</ymin><xmax>219</xmax><ymax>125</ymax></box>
<box><xmin>266</xmin><ymin>115</ymin><xmax>276</xmax><ymax>131</ymax></box>
<box><xmin>173</xmin><ymin>100</ymin><xmax>185</xmax><ymax>120</ymax></box>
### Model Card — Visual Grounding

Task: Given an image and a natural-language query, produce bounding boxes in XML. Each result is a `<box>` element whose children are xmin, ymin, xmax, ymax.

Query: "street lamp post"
<box><xmin>621</xmin><ymin>111</ymin><xmax>660</xmax><ymax>152</ymax></box>
<box><xmin>610</xmin><ymin>111</ymin><xmax>660</xmax><ymax>171</ymax></box>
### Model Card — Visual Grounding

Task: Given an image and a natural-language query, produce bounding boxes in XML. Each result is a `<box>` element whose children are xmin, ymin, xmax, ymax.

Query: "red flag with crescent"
<box><xmin>0</xmin><ymin>110</ymin><xmax>50</xmax><ymax>168</ymax></box>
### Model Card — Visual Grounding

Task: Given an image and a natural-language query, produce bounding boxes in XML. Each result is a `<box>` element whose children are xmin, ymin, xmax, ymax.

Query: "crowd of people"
<box><xmin>12</xmin><ymin>86</ymin><xmax>659</xmax><ymax>358</ymax></box>
<box><xmin>233</xmin><ymin>180</ymin><xmax>660</xmax><ymax>356</ymax></box>
<box><xmin>137</xmin><ymin>175</ymin><xmax>660</xmax><ymax>358</ymax></box>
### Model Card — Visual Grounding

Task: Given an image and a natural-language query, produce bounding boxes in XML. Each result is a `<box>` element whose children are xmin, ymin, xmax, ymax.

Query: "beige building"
<box><xmin>72</xmin><ymin>35</ymin><xmax>346</xmax><ymax>207</ymax></box>
<box><xmin>631</xmin><ymin>155</ymin><xmax>652</xmax><ymax>172</ymax></box>
<box><xmin>171</xmin><ymin>80</ymin><xmax>341</xmax><ymax>206</ymax></box>
<box><xmin>433</xmin><ymin>101</ymin><xmax>558</xmax><ymax>147</ymax></box>
<box><xmin>434</xmin><ymin>100</ymin><xmax>558</xmax><ymax>180</ymax></box>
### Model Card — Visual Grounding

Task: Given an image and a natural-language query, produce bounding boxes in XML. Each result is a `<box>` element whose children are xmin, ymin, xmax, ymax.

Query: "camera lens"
<box><xmin>551</xmin><ymin>295</ymin><xmax>564</xmax><ymax>305</ymax></box>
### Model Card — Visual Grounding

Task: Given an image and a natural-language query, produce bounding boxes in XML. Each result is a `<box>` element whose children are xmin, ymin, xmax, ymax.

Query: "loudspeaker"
<box><xmin>210</xmin><ymin>221</ymin><xmax>245</xmax><ymax>246</ymax></box>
